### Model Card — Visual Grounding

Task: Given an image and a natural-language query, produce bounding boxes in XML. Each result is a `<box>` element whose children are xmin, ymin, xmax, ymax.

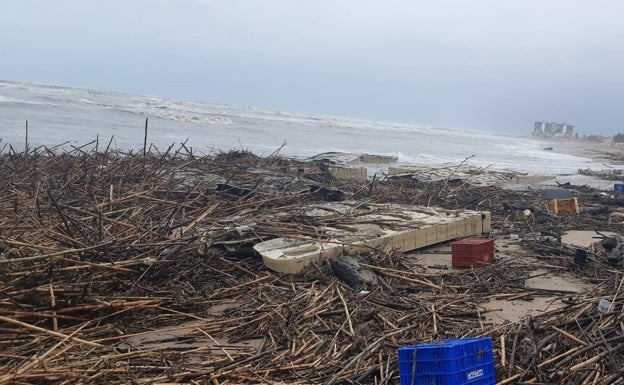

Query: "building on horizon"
<box><xmin>533</xmin><ymin>121</ymin><xmax>574</xmax><ymax>137</ymax></box>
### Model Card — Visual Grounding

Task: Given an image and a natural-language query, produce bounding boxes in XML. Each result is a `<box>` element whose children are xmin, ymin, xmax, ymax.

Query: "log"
<box><xmin>330</xmin><ymin>255</ymin><xmax>378</xmax><ymax>291</ymax></box>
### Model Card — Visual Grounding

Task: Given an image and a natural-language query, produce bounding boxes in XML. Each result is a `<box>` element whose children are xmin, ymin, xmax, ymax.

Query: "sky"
<box><xmin>1</xmin><ymin>0</ymin><xmax>624</xmax><ymax>135</ymax></box>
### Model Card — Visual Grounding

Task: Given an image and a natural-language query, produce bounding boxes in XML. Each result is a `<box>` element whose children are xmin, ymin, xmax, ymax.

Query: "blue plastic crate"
<box><xmin>399</xmin><ymin>359</ymin><xmax>494</xmax><ymax>380</ymax></box>
<box><xmin>400</xmin><ymin>337</ymin><xmax>493</xmax><ymax>361</ymax></box>
<box><xmin>398</xmin><ymin>360</ymin><xmax>417</xmax><ymax>380</ymax></box>
<box><xmin>400</xmin><ymin>340</ymin><xmax>463</xmax><ymax>361</ymax></box>
<box><xmin>398</xmin><ymin>338</ymin><xmax>495</xmax><ymax>385</ymax></box>
<box><xmin>398</xmin><ymin>346</ymin><xmax>418</xmax><ymax>362</ymax></box>
<box><xmin>444</xmin><ymin>337</ymin><xmax>494</xmax><ymax>365</ymax></box>
<box><xmin>615</xmin><ymin>183</ymin><xmax>624</xmax><ymax>193</ymax></box>
<box><xmin>399</xmin><ymin>365</ymin><xmax>495</xmax><ymax>385</ymax></box>
<box><xmin>400</xmin><ymin>372</ymin><xmax>495</xmax><ymax>385</ymax></box>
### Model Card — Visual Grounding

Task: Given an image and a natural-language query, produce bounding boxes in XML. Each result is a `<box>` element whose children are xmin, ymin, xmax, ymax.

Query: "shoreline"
<box><xmin>537</xmin><ymin>136</ymin><xmax>624</xmax><ymax>165</ymax></box>
<box><xmin>312</xmin><ymin>137</ymin><xmax>624</xmax><ymax>190</ymax></box>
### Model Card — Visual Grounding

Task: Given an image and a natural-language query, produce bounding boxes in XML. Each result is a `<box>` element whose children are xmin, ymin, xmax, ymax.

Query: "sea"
<box><xmin>0</xmin><ymin>80</ymin><xmax>621</xmax><ymax>189</ymax></box>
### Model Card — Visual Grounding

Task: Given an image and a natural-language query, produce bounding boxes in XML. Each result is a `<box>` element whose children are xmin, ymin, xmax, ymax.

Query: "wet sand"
<box><xmin>406</xmin><ymin>229</ymin><xmax>609</xmax><ymax>325</ymax></box>
<box><xmin>539</xmin><ymin>137</ymin><xmax>624</xmax><ymax>165</ymax></box>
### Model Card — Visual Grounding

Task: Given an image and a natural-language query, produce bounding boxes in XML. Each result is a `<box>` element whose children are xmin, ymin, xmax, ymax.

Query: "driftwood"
<box><xmin>330</xmin><ymin>255</ymin><xmax>379</xmax><ymax>291</ymax></box>
<box><xmin>603</xmin><ymin>235</ymin><xmax>624</xmax><ymax>264</ymax></box>
<box><xmin>0</xmin><ymin>141</ymin><xmax>623</xmax><ymax>384</ymax></box>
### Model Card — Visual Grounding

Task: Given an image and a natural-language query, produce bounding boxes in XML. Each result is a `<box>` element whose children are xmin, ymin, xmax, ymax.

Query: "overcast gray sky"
<box><xmin>2</xmin><ymin>0</ymin><xmax>623</xmax><ymax>135</ymax></box>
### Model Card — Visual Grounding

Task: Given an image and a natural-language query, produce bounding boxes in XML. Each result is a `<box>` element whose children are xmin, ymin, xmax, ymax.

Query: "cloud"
<box><xmin>2</xmin><ymin>0</ymin><xmax>624</xmax><ymax>134</ymax></box>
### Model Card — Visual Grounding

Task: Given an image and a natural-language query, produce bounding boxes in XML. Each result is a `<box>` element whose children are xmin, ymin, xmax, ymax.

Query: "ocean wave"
<box><xmin>1</xmin><ymin>80</ymin><xmax>621</xmax><ymax>181</ymax></box>
<box><xmin>0</xmin><ymin>95</ymin><xmax>45</xmax><ymax>106</ymax></box>
<box><xmin>112</xmin><ymin>105</ymin><xmax>233</xmax><ymax>125</ymax></box>
<box><xmin>1</xmin><ymin>81</ymin><xmax>235</xmax><ymax>125</ymax></box>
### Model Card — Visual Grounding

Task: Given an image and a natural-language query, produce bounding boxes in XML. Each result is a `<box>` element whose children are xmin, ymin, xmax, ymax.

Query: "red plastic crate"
<box><xmin>451</xmin><ymin>238</ymin><xmax>494</xmax><ymax>267</ymax></box>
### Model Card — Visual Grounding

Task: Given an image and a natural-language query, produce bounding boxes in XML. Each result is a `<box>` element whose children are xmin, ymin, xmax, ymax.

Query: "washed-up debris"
<box><xmin>579</xmin><ymin>167</ymin><xmax>624</xmax><ymax>180</ymax></box>
<box><xmin>387</xmin><ymin>164</ymin><xmax>519</xmax><ymax>186</ymax></box>
<box><xmin>541</xmin><ymin>188</ymin><xmax>572</xmax><ymax>200</ymax></box>
<box><xmin>592</xmin><ymin>234</ymin><xmax>624</xmax><ymax>265</ymax></box>
<box><xmin>0</xmin><ymin>142</ymin><xmax>624</xmax><ymax>384</ymax></box>
<box><xmin>307</xmin><ymin>151</ymin><xmax>398</xmax><ymax>166</ymax></box>
<box><xmin>252</xmin><ymin>201</ymin><xmax>490</xmax><ymax>274</ymax></box>
<box><xmin>330</xmin><ymin>255</ymin><xmax>379</xmax><ymax>292</ymax></box>
<box><xmin>547</xmin><ymin>196</ymin><xmax>580</xmax><ymax>214</ymax></box>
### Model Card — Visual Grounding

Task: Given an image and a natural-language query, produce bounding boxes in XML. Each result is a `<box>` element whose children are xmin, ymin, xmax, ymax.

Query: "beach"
<box><xmin>2</xmin><ymin>81</ymin><xmax>624</xmax><ymax>384</ymax></box>
<box><xmin>3</xmin><ymin>1</ymin><xmax>624</xmax><ymax>382</ymax></box>
<box><xmin>554</xmin><ymin>137</ymin><xmax>624</xmax><ymax>165</ymax></box>
<box><xmin>0</xmin><ymin>139</ymin><xmax>623</xmax><ymax>384</ymax></box>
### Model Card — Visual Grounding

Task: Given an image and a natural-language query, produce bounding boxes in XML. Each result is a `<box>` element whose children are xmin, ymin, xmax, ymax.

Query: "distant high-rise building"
<box><xmin>533</xmin><ymin>121</ymin><xmax>574</xmax><ymax>137</ymax></box>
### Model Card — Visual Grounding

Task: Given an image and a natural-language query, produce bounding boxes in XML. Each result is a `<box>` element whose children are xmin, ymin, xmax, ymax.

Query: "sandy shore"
<box><xmin>537</xmin><ymin>137</ymin><xmax>624</xmax><ymax>165</ymax></box>
<box><xmin>2</xmin><ymin>145</ymin><xmax>624</xmax><ymax>383</ymax></box>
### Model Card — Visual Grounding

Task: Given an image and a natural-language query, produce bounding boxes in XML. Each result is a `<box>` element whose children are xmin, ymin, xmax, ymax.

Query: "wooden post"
<box><xmin>25</xmin><ymin>120</ymin><xmax>28</xmax><ymax>155</ymax></box>
<box><xmin>143</xmin><ymin>117</ymin><xmax>148</xmax><ymax>158</ymax></box>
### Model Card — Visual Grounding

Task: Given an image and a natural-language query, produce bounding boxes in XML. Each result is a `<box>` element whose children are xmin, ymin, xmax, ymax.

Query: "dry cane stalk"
<box><xmin>500</xmin><ymin>334</ymin><xmax>507</xmax><ymax>367</ymax></box>
<box><xmin>0</xmin><ymin>316</ymin><xmax>104</xmax><ymax>349</ymax></box>
<box><xmin>551</xmin><ymin>325</ymin><xmax>587</xmax><ymax>346</ymax></box>
<box><xmin>0</xmin><ymin>241</ymin><xmax>115</xmax><ymax>265</ymax></box>
<box><xmin>0</xmin><ymin>321</ymin><xmax>93</xmax><ymax>385</ymax></box>
<box><xmin>49</xmin><ymin>284</ymin><xmax>58</xmax><ymax>332</ymax></box>
<box><xmin>336</xmin><ymin>286</ymin><xmax>354</xmax><ymax>335</ymax></box>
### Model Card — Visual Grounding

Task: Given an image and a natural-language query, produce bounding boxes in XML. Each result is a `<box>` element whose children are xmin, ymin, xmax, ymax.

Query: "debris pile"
<box><xmin>0</xmin><ymin>143</ymin><xmax>623</xmax><ymax>384</ymax></box>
